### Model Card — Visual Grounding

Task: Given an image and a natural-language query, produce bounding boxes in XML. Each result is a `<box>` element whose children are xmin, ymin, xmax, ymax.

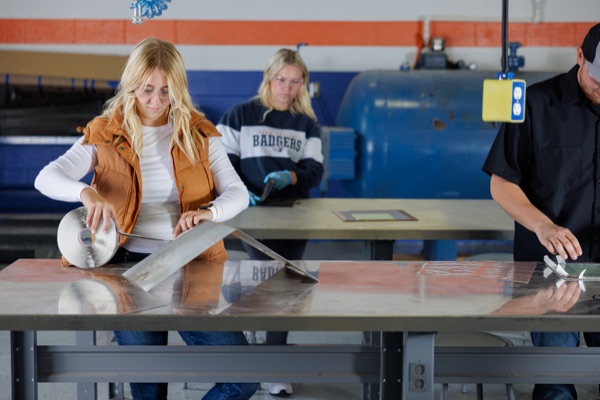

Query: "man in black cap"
<box><xmin>483</xmin><ymin>22</ymin><xmax>600</xmax><ymax>400</ymax></box>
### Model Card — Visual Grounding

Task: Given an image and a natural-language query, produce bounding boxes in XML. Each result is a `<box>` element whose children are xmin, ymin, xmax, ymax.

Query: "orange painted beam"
<box><xmin>0</xmin><ymin>19</ymin><xmax>594</xmax><ymax>47</ymax></box>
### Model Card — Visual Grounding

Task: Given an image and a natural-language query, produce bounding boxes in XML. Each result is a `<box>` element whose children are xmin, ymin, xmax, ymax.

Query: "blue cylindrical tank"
<box><xmin>335</xmin><ymin>69</ymin><xmax>556</xmax><ymax>199</ymax></box>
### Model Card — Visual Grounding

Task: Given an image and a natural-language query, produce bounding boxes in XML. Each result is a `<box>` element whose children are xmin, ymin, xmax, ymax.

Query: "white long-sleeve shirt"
<box><xmin>35</xmin><ymin>124</ymin><xmax>248</xmax><ymax>253</ymax></box>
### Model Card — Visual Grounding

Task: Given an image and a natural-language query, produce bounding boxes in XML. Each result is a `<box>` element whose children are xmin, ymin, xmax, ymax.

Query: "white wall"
<box><xmin>0</xmin><ymin>0</ymin><xmax>598</xmax><ymax>72</ymax></box>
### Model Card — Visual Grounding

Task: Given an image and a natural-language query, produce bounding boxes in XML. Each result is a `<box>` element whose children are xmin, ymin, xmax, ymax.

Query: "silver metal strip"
<box><xmin>122</xmin><ymin>221</ymin><xmax>235</xmax><ymax>291</ymax></box>
<box><xmin>229</xmin><ymin>228</ymin><xmax>318</xmax><ymax>283</ymax></box>
<box><xmin>122</xmin><ymin>220</ymin><xmax>318</xmax><ymax>292</ymax></box>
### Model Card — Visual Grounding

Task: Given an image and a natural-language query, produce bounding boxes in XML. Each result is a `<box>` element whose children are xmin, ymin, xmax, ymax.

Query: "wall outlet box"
<box><xmin>482</xmin><ymin>78</ymin><xmax>526</xmax><ymax>123</ymax></box>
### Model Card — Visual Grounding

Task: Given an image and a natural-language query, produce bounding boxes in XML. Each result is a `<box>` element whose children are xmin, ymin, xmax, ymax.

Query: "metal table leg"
<box><xmin>11</xmin><ymin>331</ymin><xmax>37</xmax><ymax>400</ymax></box>
<box><xmin>365</xmin><ymin>240</ymin><xmax>395</xmax><ymax>260</ymax></box>
<box><xmin>76</xmin><ymin>332</ymin><xmax>98</xmax><ymax>400</ymax></box>
<box><xmin>380</xmin><ymin>332</ymin><xmax>403</xmax><ymax>399</ymax></box>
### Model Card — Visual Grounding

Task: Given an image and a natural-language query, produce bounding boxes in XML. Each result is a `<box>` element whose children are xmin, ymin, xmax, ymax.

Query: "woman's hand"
<box><xmin>174</xmin><ymin>209</ymin><xmax>214</xmax><ymax>237</ymax></box>
<box><xmin>264</xmin><ymin>170</ymin><xmax>295</xmax><ymax>189</ymax></box>
<box><xmin>80</xmin><ymin>187</ymin><xmax>121</xmax><ymax>233</ymax></box>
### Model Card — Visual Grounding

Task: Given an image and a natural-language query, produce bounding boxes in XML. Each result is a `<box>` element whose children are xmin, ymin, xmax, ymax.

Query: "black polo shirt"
<box><xmin>483</xmin><ymin>65</ymin><xmax>600</xmax><ymax>262</ymax></box>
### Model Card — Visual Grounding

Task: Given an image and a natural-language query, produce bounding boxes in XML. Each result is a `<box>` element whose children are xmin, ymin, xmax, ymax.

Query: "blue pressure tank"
<box><xmin>335</xmin><ymin>69</ymin><xmax>556</xmax><ymax>199</ymax></box>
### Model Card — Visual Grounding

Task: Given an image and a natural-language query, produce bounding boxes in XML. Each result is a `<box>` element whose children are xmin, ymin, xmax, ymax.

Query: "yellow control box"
<box><xmin>482</xmin><ymin>78</ymin><xmax>526</xmax><ymax>123</ymax></box>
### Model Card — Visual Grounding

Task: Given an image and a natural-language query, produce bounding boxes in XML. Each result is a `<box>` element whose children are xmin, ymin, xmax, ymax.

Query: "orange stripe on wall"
<box><xmin>0</xmin><ymin>19</ymin><xmax>594</xmax><ymax>47</ymax></box>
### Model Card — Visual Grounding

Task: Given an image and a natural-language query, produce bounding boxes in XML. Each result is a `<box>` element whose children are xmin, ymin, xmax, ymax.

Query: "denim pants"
<box><xmin>113</xmin><ymin>330</ymin><xmax>259</xmax><ymax>400</ymax></box>
<box><xmin>531</xmin><ymin>331</ymin><xmax>600</xmax><ymax>400</ymax></box>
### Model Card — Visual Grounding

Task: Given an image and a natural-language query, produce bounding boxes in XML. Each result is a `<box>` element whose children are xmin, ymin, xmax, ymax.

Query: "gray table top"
<box><xmin>0</xmin><ymin>198</ymin><xmax>514</xmax><ymax>241</ymax></box>
<box><xmin>1</xmin><ymin>258</ymin><xmax>597</xmax><ymax>332</ymax></box>
<box><xmin>223</xmin><ymin>198</ymin><xmax>514</xmax><ymax>240</ymax></box>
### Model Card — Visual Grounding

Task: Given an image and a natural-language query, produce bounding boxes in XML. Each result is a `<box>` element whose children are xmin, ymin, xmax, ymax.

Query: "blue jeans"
<box><xmin>531</xmin><ymin>331</ymin><xmax>600</xmax><ymax>400</ymax></box>
<box><xmin>113</xmin><ymin>330</ymin><xmax>259</xmax><ymax>400</ymax></box>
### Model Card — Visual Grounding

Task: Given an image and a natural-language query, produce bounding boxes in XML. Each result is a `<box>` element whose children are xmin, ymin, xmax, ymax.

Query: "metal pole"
<box><xmin>501</xmin><ymin>0</ymin><xmax>509</xmax><ymax>73</ymax></box>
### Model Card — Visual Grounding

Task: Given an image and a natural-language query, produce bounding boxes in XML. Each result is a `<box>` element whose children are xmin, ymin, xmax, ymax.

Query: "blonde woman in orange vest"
<box><xmin>35</xmin><ymin>37</ymin><xmax>258</xmax><ymax>400</ymax></box>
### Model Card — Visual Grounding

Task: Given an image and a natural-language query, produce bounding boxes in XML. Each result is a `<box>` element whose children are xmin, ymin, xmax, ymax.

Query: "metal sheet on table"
<box><xmin>123</xmin><ymin>220</ymin><xmax>318</xmax><ymax>292</ymax></box>
<box><xmin>122</xmin><ymin>221</ymin><xmax>236</xmax><ymax>291</ymax></box>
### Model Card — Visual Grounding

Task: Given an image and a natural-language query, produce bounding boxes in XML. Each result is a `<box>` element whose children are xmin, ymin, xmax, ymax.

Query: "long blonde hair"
<box><xmin>101</xmin><ymin>37</ymin><xmax>202</xmax><ymax>164</ymax></box>
<box><xmin>256</xmin><ymin>48</ymin><xmax>316</xmax><ymax>121</ymax></box>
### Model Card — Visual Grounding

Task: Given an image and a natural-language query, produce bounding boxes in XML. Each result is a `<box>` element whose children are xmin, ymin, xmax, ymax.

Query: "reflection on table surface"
<box><xmin>3</xmin><ymin>258</ymin><xmax>600</xmax><ymax>329</ymax></box>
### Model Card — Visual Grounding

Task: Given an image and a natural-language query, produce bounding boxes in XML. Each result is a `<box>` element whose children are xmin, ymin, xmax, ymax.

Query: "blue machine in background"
<box><xmin>0</xmin><ymin>68</ymin><xmax>559</xmax><ymax>216</ymax></box>
<box><xmin>329</xmin><ymin>68</ymin><xmax>558</xmax><ymax>259</ymax></box>
<box><xmin>334</xmin><ymin>69</ymin><xmax>556</xmax><ymax>200</ymax></box>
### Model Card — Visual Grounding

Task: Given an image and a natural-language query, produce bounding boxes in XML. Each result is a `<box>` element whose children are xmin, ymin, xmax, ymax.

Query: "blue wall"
<box><xmin>0</xmin><ymin>71</ymin><xmax>358</xmax><ymax>212</ymax></box>
<box><xmin>187</xmin><ymin>71</ymin><xmax>358</xmax><ymax>126</ymax></box>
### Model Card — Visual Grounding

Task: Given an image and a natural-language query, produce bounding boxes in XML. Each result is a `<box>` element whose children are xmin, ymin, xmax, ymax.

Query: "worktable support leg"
<box><xmin>365</xmin><ymin>240</ymin><xmax>394</xmax><ymax>260</ymax></box>
<box><xmin>76</xmin><ymin>331</ymin><xmax>98</xmax><ymax>400</ymax></box>
<box><xmin>363</xmin><ymin>332</ymin><xmax>380</xmax><ymax>400</ymax></box>
<box><xmin>11</xmin><ymin>331</ymin><xmax>37</xmax><ymax>400</ymax></box>
<box><xmin>380</xmin><ymin>332</ymin><xmax>403</xmax><ymax>400</ymax></box>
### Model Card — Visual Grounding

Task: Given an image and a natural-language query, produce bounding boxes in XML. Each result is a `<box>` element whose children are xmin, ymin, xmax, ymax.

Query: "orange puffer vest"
<box><xmin>62</xmin><ymin>112</ymin><xmax>227</xmax><ymax>266</ymax></box>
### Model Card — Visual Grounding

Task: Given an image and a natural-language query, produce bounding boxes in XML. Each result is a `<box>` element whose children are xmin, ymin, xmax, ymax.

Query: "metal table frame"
<box><xmin>12</xmin><ymin>330</ymin><xmax>600</xmax><ymax>400</ymax></box>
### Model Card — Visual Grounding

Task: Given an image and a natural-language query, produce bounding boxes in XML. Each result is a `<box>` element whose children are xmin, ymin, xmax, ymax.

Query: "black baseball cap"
<box><xmin>582</xmin><ymin>23</ymin><xmax>600</xmax><ymax>81</ymax></box>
